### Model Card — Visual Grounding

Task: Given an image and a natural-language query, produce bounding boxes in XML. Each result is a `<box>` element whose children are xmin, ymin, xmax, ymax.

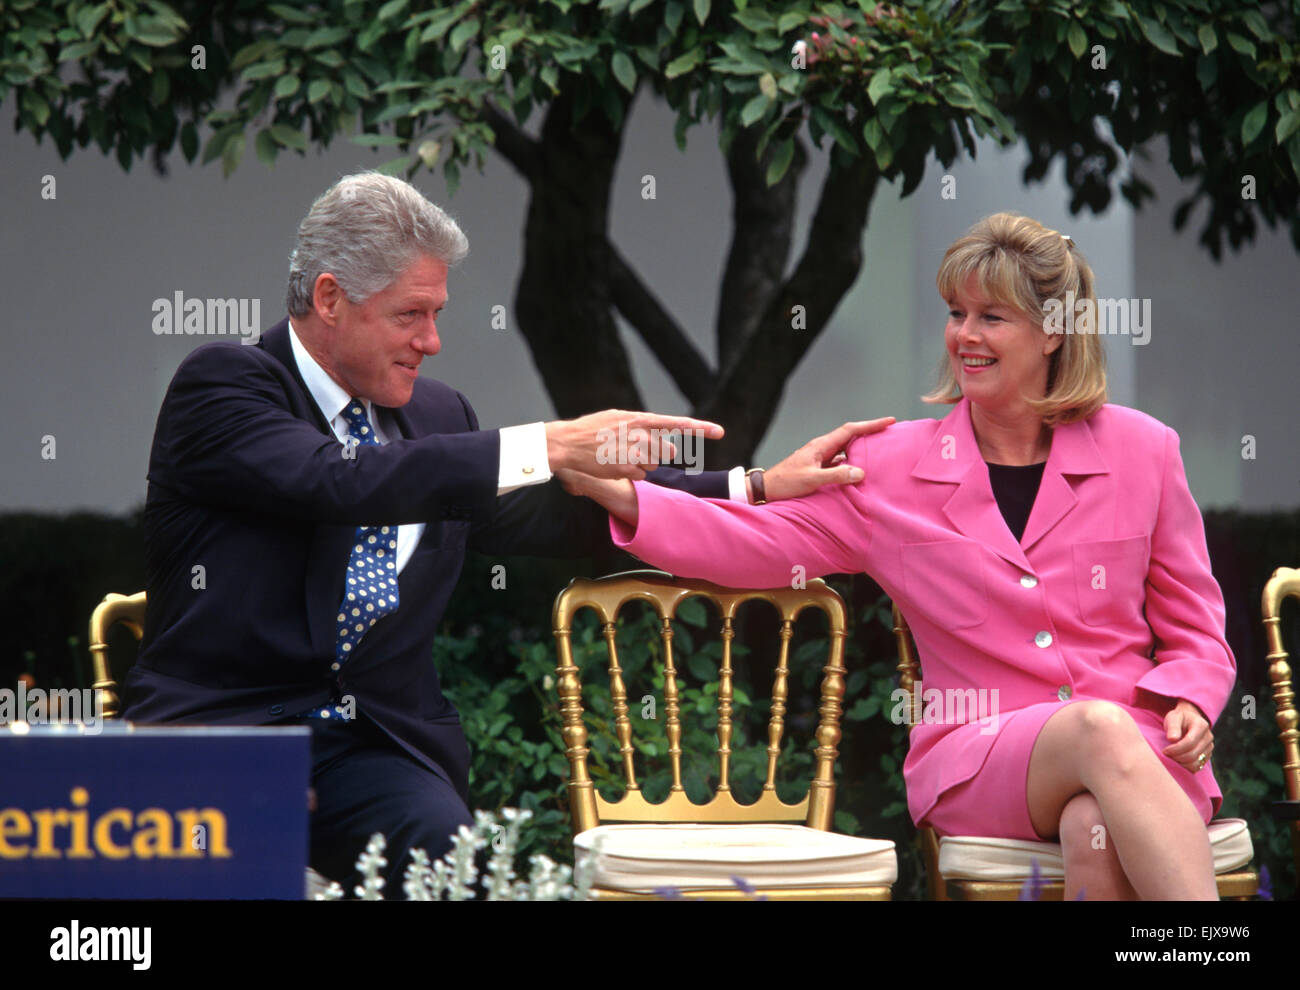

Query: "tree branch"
<box><xmin>699</xmin><ymin>155</ymin><xmax>880</xmax><ymax>466</ymax></box>
<box><xmin>607</xmin><ymin>246</ymin><xmax>716</xmax><ymax>406</ymax></box>
<box><xmin>482</xmin><ymin>99</ymin><xmax>541</xmax><ymax>181</ymax></box>
<box><xmin>715</xmin><ymin>128</ymin><xmax>808</xmax><ymax>359</ymax></box>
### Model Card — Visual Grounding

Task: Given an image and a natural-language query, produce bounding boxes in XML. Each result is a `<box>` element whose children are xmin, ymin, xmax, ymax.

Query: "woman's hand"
<box><xmin>555</xmin><ymin>469</ymin><xmax>638</xmax><ymax>525</ymax></box>
<box><xmin>761</xmin><ymin>417</ymin><xmax>895</xmax><ymax>502</ymax></box>
<box><xmin>1162</xmin><ymin>698</ymin><xmax>1214</xmax><ymax>773</ymax></box>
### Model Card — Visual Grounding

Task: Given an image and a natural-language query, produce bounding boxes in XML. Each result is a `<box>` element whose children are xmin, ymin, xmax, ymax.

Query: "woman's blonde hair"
<box><xmin>922</xmin><ymin>212</ymin><xmax>1107</xmax><ymax>425</ymax></box>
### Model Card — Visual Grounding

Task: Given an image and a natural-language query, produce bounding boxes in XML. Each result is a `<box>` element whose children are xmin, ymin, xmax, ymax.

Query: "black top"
<box><xmin>986</xmin><ymin>461</ymin><xmax>1047</xmax><ymax>542</ymax></box>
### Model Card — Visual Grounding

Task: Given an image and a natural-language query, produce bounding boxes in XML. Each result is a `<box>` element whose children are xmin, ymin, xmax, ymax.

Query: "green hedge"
<box><xmin>3</xmin><ymin>509</ymin><xmax>1298</xmax><ymax>899</ymax></box>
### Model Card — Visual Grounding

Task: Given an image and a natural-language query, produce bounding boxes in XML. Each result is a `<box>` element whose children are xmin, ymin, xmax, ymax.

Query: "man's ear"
<box><xmin>313</xmin><ymin>273</ymin><xmax>344</xmax><ymax>326</ymax></box>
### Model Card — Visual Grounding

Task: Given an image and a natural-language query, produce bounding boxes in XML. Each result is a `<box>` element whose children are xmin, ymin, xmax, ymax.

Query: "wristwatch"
<box><xmin>745</xmin><ymin>467</ymin><xmax>767</xmax><ymax>505</ymax></box>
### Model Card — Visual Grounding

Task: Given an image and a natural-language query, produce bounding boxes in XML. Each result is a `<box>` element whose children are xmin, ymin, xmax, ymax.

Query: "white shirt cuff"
<box><xmin>498</xmin><ymin>422</ymin><xmax>551</xmax><ymax>495</ymax></box>
<box><xmin>728</xmin><ymin>466</ymin><xmax>748</xmax><ymax>503</ymax></box>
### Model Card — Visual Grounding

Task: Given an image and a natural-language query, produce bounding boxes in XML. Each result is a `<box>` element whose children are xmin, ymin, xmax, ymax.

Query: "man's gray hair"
<box><xmin>286</xmin><ymin>172</ymin><xmax>469</xmax><ymax>317</ymax></box>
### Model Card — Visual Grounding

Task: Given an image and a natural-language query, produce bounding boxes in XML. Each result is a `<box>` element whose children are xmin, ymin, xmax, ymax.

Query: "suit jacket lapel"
<box><xmin>1020</xmin><ymin>410</ymin><xmax>1108</xmax><ymax>552</ymax></box>
<box><xmin>259</xmin><ymin>317</ymin><xmax>355</xmax><ymax>659</ymax></box>
<box><xmin>911</xmin><ymin>399</ymin><xmax>1029</xmax><ymax>571</ymax></box>
<box><xmin>909</xmin><ymin>397</ymin><xmax>1108</xmax><ymax>570</ymax></box>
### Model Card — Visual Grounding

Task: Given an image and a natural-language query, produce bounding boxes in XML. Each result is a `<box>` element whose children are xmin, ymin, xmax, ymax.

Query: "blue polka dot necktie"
<box><xmin>333</xmin><ymin>399</ymin><xmax>400</xmax><ymax>666</ymax></box>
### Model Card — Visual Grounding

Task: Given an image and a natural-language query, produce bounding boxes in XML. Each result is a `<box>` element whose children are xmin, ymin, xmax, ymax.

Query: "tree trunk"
<box><xmin>513</xmin><ymin>86</ymin><xmax>641</xmax><ymax>417</ymax></box>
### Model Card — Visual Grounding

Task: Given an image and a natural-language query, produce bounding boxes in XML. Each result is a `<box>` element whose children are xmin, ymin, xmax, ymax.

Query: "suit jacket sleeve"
<box><xmin>469</xmin><ymin>465</ymin><xmax>734</xmax><ymax>558</ymax></box>
<box><xmin>1133</xmin><ymin>426</ymin><xmax>1236</xmax><ymax>723</ymax></box>
<box><xmin>150</xmin><ymin>344</ymin><xmax>500</xmax><ymax>525</ymax></box>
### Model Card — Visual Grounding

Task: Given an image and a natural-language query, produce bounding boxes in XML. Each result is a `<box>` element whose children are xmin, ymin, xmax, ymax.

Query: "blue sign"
<box><xmin>0</xmin><ymin>724</ymin><xmax>311</xmax><ymax>899</ymax></box>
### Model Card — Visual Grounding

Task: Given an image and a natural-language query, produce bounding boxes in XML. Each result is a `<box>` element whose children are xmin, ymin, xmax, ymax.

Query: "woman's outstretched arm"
<box><xmin>560</xmin><ymin>446</ymin><xmax>876</xmax><ymax>589</ymax></box>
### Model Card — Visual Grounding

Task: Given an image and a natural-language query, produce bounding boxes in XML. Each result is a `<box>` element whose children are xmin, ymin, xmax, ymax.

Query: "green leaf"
<box><xmin>449</xmin><ymin>18</ymin><xmax>480</xmax><ymax>53</ymax></box>
<box><xmin>270</xmin><ymin>123</ymin><xmax>308</xmax><ymax>150</ymax></box>
<box><xmin>693</xmin><ymin>0</ymin><xmax>710</xmax><ymax>25</ymax></box>
<box><xmin>1196</xmin><ymin>24</ymin><xmax>1217</xmax><ymax>55</ymax></box>
<box><xmin>267</xmin><ymin>4</ymin><xmax>315</xmax><ymax>24</ymax></box>
<box><xmin>255</xmin><ymin>128</ymin><xmax>279</xmax><ymax>165</ymax></box>
<box><xmin>1225</xmin><ymin>32</ymin><xmax>1256</xmax><ymax>59</ymax></box>
<box><xmin>273</xmin><ymin>75</ymin><xmax>300</xmax><ymax>99</ymax></box>
<box><xmin>739</xmin><ymin>92</ymin><xmax>770</xmax><ymax>126</ymax></box>
<box><xmin>867</xmin><ymin>67</ymin><xmax>893</xmax><ymax>106</ymax></box>
<box><xmin>180</xmin><ymin>120</ymin><xmax>198</xmax><ymax>161</ymax></box>
<box><xmin>221</xmin><ymin>132</ymin><xmax>245</xmax><ymax>178</ymax></box>
<box><xmin>132</xmin><ymin>28</ymin><xmax>180</xmax><ymax>48</ymax></box>
<box><xmin>873</xmin><ymin>136</ymin><xmax>894</xmax><ymax>171</ymax></box>
<box><xmin>664</xmin><ymin>48</ymin><xmax>702</xmax><ymax>79</ymax></box>
<box><xmin>231</xmin><ymin>39</ymin><xmax>279</xmax><ymax>71</ymax></box>
<box><xmin>1241</xmin><ymin>10</ymin><xmax>1270</xmax><ymax>42</ymax></box>
<box><xmin>665</xmin><ymin>0</ymin><xmax>684</xmax><ymax>35</ymax></box>
<box><xmin>304</xmin><ymin>26</ymin><xmax>350</xmax><ymax>50</ymax></box>
<box><xmin>777</xmin><ymin>11</ymin><xmax>804</xmax><ymax>33</ymax></box>
<box><xmin>21</xmin><ymin>89</ymin><xmax>50</xmax><ymax>127</ymax></box>
<box><xmin>308</xmin><ymin>78</ymin><xmax>331</xmax><ymax>103</ymax></box>
<box><xmin>58</xmin><ymin>40</ymin><xmax>99</xmax><ymax>62</ymax></box>
<box><xmin>1067</xmin><ymin>22</ymin><xmax>1087</xmax><ymax>59</ymax></box>
<box><xmin>1241</xmin><ymin>101</ymin><xmax>1268</xmax><ymax>145</ymax></box>
<box><xmin>676</xmin><ymin>597</ymin><xmax>707</xmax><ymax>627</ymax></box>
<box><xmin>421</xmin><ymin>4</ymin><xmax>469</xmax><ymax>42</ymax></box>
<box><xmin>378</xmin><ymin>0</ymin><xmax>409</xmax><ymax>21</ymax></box>
<box><xmin>241</xmin><ymin>60</ymin><xmax>285</xmax><ymax>82</ymax></box>
<box><xmin>765</xmin><ymin>137</ymin><xmax>794</xmax><ymax>185</ymax></box>
<box><xmin>758</xmin><ymin>71</ymin><xmax>777</xmax><ymax>100</ymax></box>
<box><xmin>862</xmin><ymin>116</ymin><xmax>882</xmax><ymax>151</ymax></box>
<box><xmin>77</xmin><ymin>4</ymin><xmax>110</xmax><ymax>39</ymax></box>
<box><xmin>1138</xmin><ymin>17</ymin><xmax>1179</xmax><ymax>56</ymax></box>
<box><xmin>686</xmin><ymin>653</ymin><xmax>715</xmax><ymax>683</ymax></box>
<box><xmin>611</xmin><ymin>51</ymin><xmax>636</xmax><ymax>92</ymax></box>
<box><xmin>1276</xmin><ymin>110</ymin><xmax>1300</xmax><ymax>145</ymax></box>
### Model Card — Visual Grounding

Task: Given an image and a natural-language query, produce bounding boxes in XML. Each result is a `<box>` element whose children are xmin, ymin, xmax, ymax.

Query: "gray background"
<box><xmin>1</xmin><ymin>91</ymin><xmax>1294</xmax><ymax>513</ymax></box>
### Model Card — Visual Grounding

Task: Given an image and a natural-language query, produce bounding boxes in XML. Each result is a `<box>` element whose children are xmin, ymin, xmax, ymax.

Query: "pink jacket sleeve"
<box><xmin>1133</xmin><ymin>426</ymin><xmax>1236</xmax><ymax>723</ymax></box>
<box><xmin>609</xmin><ymin>475</ymin><xmax>870</xmax><ymax>588</ymax></box>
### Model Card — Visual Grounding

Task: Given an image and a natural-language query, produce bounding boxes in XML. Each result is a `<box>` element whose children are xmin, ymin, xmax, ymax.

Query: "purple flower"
<box><xmin>1018</xmin><ymin>858</ymin><xmax>1046</xmax><ymax>901</ymax></box>
<box><xmin>1258</xmin><ymin>864</ymin><xmax>1272</xmax><ymax>901</ymax></box>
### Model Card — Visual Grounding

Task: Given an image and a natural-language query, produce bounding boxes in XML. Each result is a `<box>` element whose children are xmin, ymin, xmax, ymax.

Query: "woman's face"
<box><xmin>944</xmin><ymin>273</ymin><xmax>1061</xmax><ymax>414</ymax></box>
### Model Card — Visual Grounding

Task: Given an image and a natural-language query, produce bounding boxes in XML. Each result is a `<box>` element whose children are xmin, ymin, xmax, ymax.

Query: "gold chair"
<box><xmin>88</xmin><ymin>591</ymin><xmax>146</xmax><ymax>720</ymax></box>
<box><xmin>88</xmin><ymin>590</ymin><xmax>331</xmax><ymax>899</ymax></box>
<box><xmin>553</xmin><ymin>570</ymin><xmax>897</xmax><ymax>900</ymax></box>
<box><xmin>1261</xmin><ymin>567</ymin><xmax>1300</xmax><ymax>884</ymax></box>
<box><xmin>891</xmin><ymin>603</ymin><xmax>1259</xmax><ymax>900</ymax></box>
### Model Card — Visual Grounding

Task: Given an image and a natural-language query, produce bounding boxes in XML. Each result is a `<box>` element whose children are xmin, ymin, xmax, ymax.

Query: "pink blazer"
<box><xmin>611</xmin><ymin>397</ymin><xmax>1236</xmax><ymax>827</ymax></box>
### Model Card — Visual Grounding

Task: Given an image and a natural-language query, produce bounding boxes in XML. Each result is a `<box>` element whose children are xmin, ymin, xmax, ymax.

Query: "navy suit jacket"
<box><xmin>124</xmin><ymin>319</ymin><xmax>729</xmax><ymax>799</ymax></box>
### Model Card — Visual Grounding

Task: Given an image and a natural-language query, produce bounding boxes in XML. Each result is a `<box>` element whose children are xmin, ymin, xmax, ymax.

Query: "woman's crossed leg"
<box><xmin>1025</xmin><ymin>700</ymin><xmax>1217</xmax><ymax>900</ymax></box>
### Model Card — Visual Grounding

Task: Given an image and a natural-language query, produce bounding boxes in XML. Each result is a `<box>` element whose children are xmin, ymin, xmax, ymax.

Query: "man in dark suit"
<box><xmin>125</xmin><ymin>172</ymin><xmax>885</xmax><ymax>894</ymax></box>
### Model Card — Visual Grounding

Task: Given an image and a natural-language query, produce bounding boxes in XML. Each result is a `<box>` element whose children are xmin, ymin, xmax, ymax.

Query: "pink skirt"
<box><xmin>920</xmin><ymin>700</ymin><xmax>1220</xmax><ymax>840</ymax></box>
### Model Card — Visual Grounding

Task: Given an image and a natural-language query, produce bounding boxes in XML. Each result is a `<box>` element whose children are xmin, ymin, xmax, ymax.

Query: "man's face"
<box><xmin>315</xmin><ymin>253</ymin><xmax>448</xmax><ymax>407</ymax></box>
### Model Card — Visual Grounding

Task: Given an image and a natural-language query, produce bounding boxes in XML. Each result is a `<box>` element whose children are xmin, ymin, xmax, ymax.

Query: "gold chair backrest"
<box><xmin>890</xmin><ymin>602</ymin><xmax>946</xmax><ymax>899</ymax></box>
<box><xmin>88</xmin><ymin>591</ymin><xmax>146</xmax><ymax>719</ymax></box>
<box><xmin>553</xmin><ymin>570</ymin><xmax>848</xmax><ymax>835</ymax></box>
<box><xmin>1261</xmin><ymin>567</ymin><xmax>1300</xmax><ymax>873</ymax></box>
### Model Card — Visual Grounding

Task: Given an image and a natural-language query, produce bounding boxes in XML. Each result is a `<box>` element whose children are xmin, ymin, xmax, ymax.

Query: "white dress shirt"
<box><xmin>288</xmin><ymin>322</ymin><xmax>552</xmax><ymax>574</ymax></box>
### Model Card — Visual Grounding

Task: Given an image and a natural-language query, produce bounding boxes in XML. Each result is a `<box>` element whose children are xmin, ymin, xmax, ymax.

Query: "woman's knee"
<box><xmin>1058</xmin><ymin>701</ymin><xmax>1149</xmax><ymax>776</ymax></box>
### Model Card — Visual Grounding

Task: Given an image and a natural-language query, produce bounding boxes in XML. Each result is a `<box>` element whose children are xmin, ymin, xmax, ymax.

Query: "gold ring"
<box><xmin>1195</xmin><ymin>753</ymin><xmax>1208</xmax><ymax>771</ymax></box>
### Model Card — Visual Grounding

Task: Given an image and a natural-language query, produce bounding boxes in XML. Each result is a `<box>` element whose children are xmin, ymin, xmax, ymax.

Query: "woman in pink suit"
<box><xmin>562</xmin><ymin>213</ymin><xmax>1234</xmax><ymax>900</ymax></box>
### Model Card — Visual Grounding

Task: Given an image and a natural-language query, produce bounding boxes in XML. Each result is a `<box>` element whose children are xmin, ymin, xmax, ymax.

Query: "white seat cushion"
<box><xmin>574</xmin><ymin>823</ymin><xmax>897</xmax><ymax>892</ymax></box>
<box><xmin>938</xmin><ymin>817</ymin><xmax>1254</xmax><ymax>881</ymax></box>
